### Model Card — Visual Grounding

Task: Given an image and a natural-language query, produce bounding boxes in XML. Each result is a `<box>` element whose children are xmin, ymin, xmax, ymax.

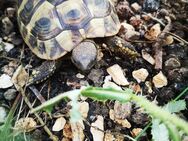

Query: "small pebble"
<box><xmin>143</xmin><ymin>0</ymin><xmax>160</xmax><ymax>11</ymax></box>
<box><xmin>12</xmin><ymin>65</ymin><xmax>29</xmax><ymax>90</ymax></box>
<box><xmin>76</xmin><ymin>73</ymin><xmax>85</xmax><ymax>79</ymax></box>
<box><xmin>180</xmin><ymin>67</ymin><xmax>188</xmax><ymax>78</ymax></box>
<box><xmin>79</xmin><ymin>101</ymin><xmax>89</xmax><ymax>118</ymax></box>
<box><xmin>153</xmin><ymin>71</ymin><xmax>168</xmax><ymax>88</ymax></box>
<box><xmin>121</xmin><ymin>22</ymin><xmax>135</xmax><ymax>31</ymax></box>
<box><xmin>159</xmin><ymin>8</ymin><xmax>169</xmax><ymax>16</ymax></box>
<box><xmin>163</xmin><ymin>35</ymin><xmax>174</xmax><ymax>46</ymax></box>
<box><xmin>103</xmin><ymin>81</ymin><xmax>122</xmax><ymax>90</ymax></box>
<box><xmin>129</xmin><ymin>15</ymin><xmax>143</xmax><ymax>28</ymax></box>
<box><xmin>71</xmin><ymin>121</ymin><xmax>85</xmax><ymax>141</ymax></box>
<box><xmin>142</xmin><ymin>13</ymin><xmax>152</xmax><ymax>21</ymax></box>
<box><xmin>4</xmin><ymin>88</ymin><xmax>17</xmax><ymax>100</ymax></box>
<box><xmin>145</xmin><ymin>23</ymin><xmax>161</xmax><ymax>41</ymax></box>
<box><xmin>132</xmin><ymin>68</ymin><xmax>149</xmax><ymax>83</ymax></box>
<box><xmin>131</xmin><ymin>2</ymin><xmax>142</xmax><ymax>12</ymax></box>
<box><xmin>91</xmin><ymin>115</ymin><xmax>104</xmax><ymax>141</ymax></box>
<box><xmin>142</xmin><ymin>50</ymin><xmax>155</xmax><ymax>65</ymax></box>
<box><xmin>2</xmin><ymin>61</ymin><xmax>19</xmax><ymax>76</ymax></box>
<box><xmin>0</xmin><ymin>107</ymin><xmax>7</xmax><ymax>123</ymax></box>
<box><xmin>120</xmin><ymin>22</ymin><xmax>140</xmax><ymax>40</ymax></box>
<box><xmin>63</xmin><ymin>123</ymin><xmax>72</xmax><ymax>139</ymax></box>
<box><xmin>14</xmin><ymin>117</ymin><xmax>37</xmax><ymax>132</ymax></box>
<box><xmin>79</xmin><ymin>80</ymin><xmax>89</xmax><ymax>87</ymax></box>
<box><xmin>2</xmin><ymin>17</ymin><xmax>13</xmax><ymax>34</ymax></box>
<box><xmin>116</xmin><ymin>1</ymin><xmax>133</xmax><ymax>19</ymax></box>
<box><xmin>164</xmin><ymin>57</ymin><xmax>181</xmax><ymax>69</ymax></box>
<box><xmin>103</xmin><ymin>75</ymin><xmax>112</xmax><ymax>83</ymax></box>
<box><xmin>111</xmin><ymin>0</ymin><xmax>118</xmax><ymax>5</ymax></box>
<box><xmin>3</xmin><ymin>42</ymin><xmax>14</xmax><ymax>52</ymax></box>
<box><xmin>6</xmin><ymin>7</ymin><xmax>16</xmax><ymax>17</ymax></box>
<box><xmin>52</xmin><ymin>117</ymin><xmax>66</xmax><ymax>132</ymax></box>
<box><xmin>88</xmin><ymin>69</ymin><xmax>104</xmax><ymax>86</ymax></box>
<box><xmin>104</xmin><ymin>132</ymin><xmax>115</xmax><ymax>141</ymax></box>
<box><xmin>131</xmin><ymin>128</ymin><xmax>142</xmax><ymax>137</ymax></box>
<box><xmin>114</xmin><ymin>101</ymin><xmax>132</xmax><ymax>119</ymax></box>
<box><xmin>107</xmin><ymin>64</ymin><xmax>129</xmax><ymax>86</ymax></box>
<box><xmin>0</xmin><ymin>74</ymin><xmax>13</xmax><ymax>88</ymax></box>
<box><xmin>115</xmin><ymin>118</ymin><xmax>131</xmax><ymax>128</ymax></box>
<box><xmin>103</xmin><ymin>75</ymin><xmax>122</xmax><ymax>90</ymax></box>
<box><xmin>131</xmin><ymin>108</ymin><xmax>149</xmax><ymax>125</ymax></box>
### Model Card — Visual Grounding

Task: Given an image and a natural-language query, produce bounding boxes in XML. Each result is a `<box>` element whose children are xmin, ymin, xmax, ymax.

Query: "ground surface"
<box><xmin>0</xmin><ymin>0</ymin><xmax>188</xmax><ymax>141</ymax></box>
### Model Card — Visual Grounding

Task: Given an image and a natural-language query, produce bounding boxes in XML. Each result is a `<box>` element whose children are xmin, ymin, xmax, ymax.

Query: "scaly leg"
<box><xmin>27</xmin><ymin>60</ymin><xmax>58</xmax><ymax>85</ymax></box>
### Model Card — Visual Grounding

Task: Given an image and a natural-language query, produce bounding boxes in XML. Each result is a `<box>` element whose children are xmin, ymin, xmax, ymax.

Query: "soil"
<box><xmin>0</xmin><ymin>0</ymin><xmax>187</xmax><ymax>141</ymax></box>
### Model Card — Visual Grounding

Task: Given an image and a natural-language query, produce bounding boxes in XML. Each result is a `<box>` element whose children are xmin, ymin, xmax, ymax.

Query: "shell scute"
<box><xmin>83</xmin><ymin>0</ymin><xmax>111</xmax><ymax>17</ymax></box>
<box><xmin>18</xmin><ymin>0</ymin><xmax>120</xmax><ymax>60</ymax></box>
<box><xmin>28</xmin><ymin>2</ymin><xmax>63</xmax><ymax>41</ymax></box>
<box><xmin>56</xmin><ymin>1</ymin><xmax>92</xmax><ymax>30</ymax></box>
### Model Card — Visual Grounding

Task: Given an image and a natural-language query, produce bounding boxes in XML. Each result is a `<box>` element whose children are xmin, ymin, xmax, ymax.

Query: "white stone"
<box><xmin>76</xmin><ymin>73</ymin><xmax>85</xmax><ymax>79</ymax></box>
<box><xmin>79</xmin><ymin>101</ymin><xmax>89</xmax><ymax>118</ymax></box>
<box><xmin>153</xmin><ymin>71</ymin><xmax>168</xmax><ymax>88</ymax></box>
<box><xmin>4</xmin><ymin>42</ymin><xmax>14</xmax><ymax>52</ymax></box>
<box><xmin>0</xmin><ymin>107</ymin><xmax>7</xmax><ymax>123</ymax></box>
<box><xmin>0</xmin><ymin>74</ymin><xmax>13</xmax><ymax>88</ymax></box>
<box><xmin>107</xmin><ymin>64</ymin><xmax>129</xmax><ymax>86</ymax></box>
<box><xmin>52</xmin><ymin>117</ymin><xmax>66</xmax><ymax>131</ymax></box>
<box><xmin>142</xmin><ymin>50</ymin><xmax>155</xmax><ymax>65</ymax></box>
<box><xmin>132</xmin><ymin>68</ymin><xmax>149</xmax><ymax>83</ymax></box>
<box><xmin>91</xmin><ymin>115</ymin><xmax>104</xmax><ymax>141</ymax></box>
<box><xmin>131</xmin><ymin>2</ymin><xmax>142</xmax><ymax>12</ymax></box>
<box><xmin>121</xmin><ymin>22</ymin><xmax>140</xmax><ymax>40</ymax></box>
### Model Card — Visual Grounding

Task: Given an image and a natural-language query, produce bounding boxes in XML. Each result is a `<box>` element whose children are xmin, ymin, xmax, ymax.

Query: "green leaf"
<box><xmin>31</xmin><ymin>89</ymin><xmax>81</xmax><ymax>113</ymax></box>
<box><xmin>43</xmin><ymin>105</ymin><xmax>54</xmax><ymax>115</ymax></box>
<box><xmin>164</xmin><ymin>100</ymin><xmax>186</xmax><ymax>113</ymax></box>
<box><xmin>69</xmin><ymin>100</ymin><xmax>82</xmax><ymax>123</ymax></box>
<box><xmin>81</xmin><ymin>87</ymin><xmax>132</xmax><ymax>103</ymax></box>
<box><xmin>151</xmin><ymin>119</ymin><xmax>169</xmax><ymax>141</ymax></box>
<box><xmin>166</xmin><ymin>122</ymin><xmax>181</xmax><ymax>141</ymax></box>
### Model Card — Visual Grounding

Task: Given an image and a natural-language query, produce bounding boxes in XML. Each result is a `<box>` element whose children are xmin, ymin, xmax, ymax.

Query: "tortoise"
<box><xmin>17</xmin><ymin>0</ymin><xmax>138</xmax><ymax>85</ymax></box>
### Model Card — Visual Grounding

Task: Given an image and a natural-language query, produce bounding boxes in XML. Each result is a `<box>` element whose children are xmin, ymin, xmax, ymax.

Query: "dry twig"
<box><xmin>19</xmin><ymin>87</ymin><xmax>58</xmax><ymax>141</ymax></box>
<box><xmin>153</xmin><ymin>16</ymin><xmax>172</xmax><ymax>69</ymax></box>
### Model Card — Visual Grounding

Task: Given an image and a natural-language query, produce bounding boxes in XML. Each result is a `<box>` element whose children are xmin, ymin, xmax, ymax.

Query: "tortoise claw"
<box><xmin>27</xmin><ymin>61</ymin><xmax>57</xmax><ymax>85</ymax></box>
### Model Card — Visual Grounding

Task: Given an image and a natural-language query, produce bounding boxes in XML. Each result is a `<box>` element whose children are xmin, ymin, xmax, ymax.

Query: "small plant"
<box><xmin>31</xmin><ymin>86</ymin><xmax>188</xmax><ymax>141</ymax></box>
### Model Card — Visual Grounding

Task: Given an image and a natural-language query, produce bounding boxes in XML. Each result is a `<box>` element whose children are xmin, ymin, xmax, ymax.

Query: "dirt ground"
<box><xmin>0</xmin><ymin>0</ymin><xmax>188</xmax><ymax>141</ymax></box>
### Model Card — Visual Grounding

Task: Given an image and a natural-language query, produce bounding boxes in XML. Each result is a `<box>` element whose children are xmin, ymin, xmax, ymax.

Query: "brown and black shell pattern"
<box><xmin>17</xmin><ymin>0</ymin><xmax>120</xmax><ymax>60</ymax></box>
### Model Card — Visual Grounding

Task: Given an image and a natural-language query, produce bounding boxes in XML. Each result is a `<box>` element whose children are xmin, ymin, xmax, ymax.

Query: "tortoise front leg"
<box><xmin>28</xmin><ymin>60</ymin><xmax>58</xmax><ymax>85</ymax></box>
<box><xmin>105</xmin><ymin>36</ymin><xmax>139</xmax><ymax>59</ymax></box>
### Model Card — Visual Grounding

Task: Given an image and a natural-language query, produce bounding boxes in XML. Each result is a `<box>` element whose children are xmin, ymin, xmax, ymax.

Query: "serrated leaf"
<box><xmin>43</xmin><ymin>105</ymin><xmax>54</xmax><ymax>115</ymax></box>
<box><xmin>166</xmin><ymin>122</ymin><xmax>181</xmax><ymax>141</ymax></box>
<box><xmin>69</xmin><ymin>99</ymin><xmax>82</xmax><ymax>123</ymax></box>
<box><xmin>163</xmin><ymin>100</ymin><xmax>186</xmax><ymax>113</ymax></box>
<box><xmin>151</xmin><ymin>119</ymin><xmax>169</xmax><ymax>141</ymax></box>
<box><xmin>81</xmin><ymin>87</ymin><xmax>132</xmax><ymax>103</ymax></box>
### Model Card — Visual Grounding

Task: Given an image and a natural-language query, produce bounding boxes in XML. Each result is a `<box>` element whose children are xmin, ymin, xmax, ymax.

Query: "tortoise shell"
<box><xmin>17</xmin><ymin>0</ymin><xmax>120</xmax><ymax>60</ymax></box>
